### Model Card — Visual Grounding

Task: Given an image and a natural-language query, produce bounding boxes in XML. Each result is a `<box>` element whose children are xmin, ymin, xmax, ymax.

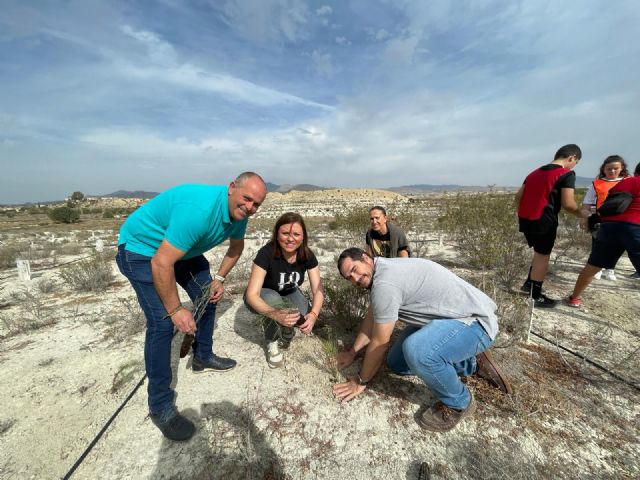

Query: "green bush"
<box><xmin>437</xmin><ymin>191</ymin><xmax>530</xmax><ymax>288</ymax></box>
<box><xmin>59</xmin><ymin>253</ymin><xmax>114</xmax><ymax>291</ymax></box>
<box><xmin>47</xmin><ymin>206</ymin><xmax>80</xmax><ymax>224</ymax></box>
<box><xmin>27</xmin><ymin>206</ymin><xmax>47</xmax><ymax>215</ymax></box>
<box><xmin>70</xmin><ymin>191</ymin><xmax>85</xmax><ymax>202</ymax></box>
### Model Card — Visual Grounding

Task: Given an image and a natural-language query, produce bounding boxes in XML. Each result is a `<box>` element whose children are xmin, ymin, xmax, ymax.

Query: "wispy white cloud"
<box><xmin>311</xmin><ymin>50</ymin><xmax>334</xmax><ymax>77</ymax></box>
<box><xmin>1</xmin><ymin>0</ymin><xmax>639</xmax><ymax>203</ymax></box>
<box><xmin>383</xmin><ymin>34</ymin><xmax>421</xmax><ymax>65</ymax></box>
<box><xmin>217</xmin><ymin>0</ymin><xmax>310</xmax><ymax>44</ymax></box>
<box><xmin>316</xmin><ymin>5</ymin><xmax>332</xmax><ymax>16</ymax></box>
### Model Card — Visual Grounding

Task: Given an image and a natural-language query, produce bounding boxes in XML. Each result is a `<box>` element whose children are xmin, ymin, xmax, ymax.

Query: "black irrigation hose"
<box><xmin>531</xmin><ymin>330</ymin><xmax>640</xmax><ymax>392</ymax></box>
<box><xmin>61</xmin><ymin>290</ymin><xmax>209</xmax><ymax>479</ymax></box>
<box><xmin>62</xmin><ymin>373</ymin><xmax>147</xmax><ymax>480</ymax></box>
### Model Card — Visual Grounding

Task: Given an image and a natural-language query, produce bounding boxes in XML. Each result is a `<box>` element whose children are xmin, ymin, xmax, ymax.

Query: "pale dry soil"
<box><xmin>0</xmin><ymin>200</ymin><xmax>638</xmax><ymax>479</ymax></box>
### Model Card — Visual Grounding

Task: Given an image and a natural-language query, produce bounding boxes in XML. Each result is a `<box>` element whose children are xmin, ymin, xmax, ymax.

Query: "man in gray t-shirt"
<box><xmin>333</xmin><ymin>248</ymin><xmax>512</xmax><ymax>432</ymax></box>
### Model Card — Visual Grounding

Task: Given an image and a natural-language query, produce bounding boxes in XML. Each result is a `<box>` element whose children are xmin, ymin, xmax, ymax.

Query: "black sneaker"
<box><xmin>532</xmin><ymin>294</ymin><xmax>557</xmax><ymax>309</ymax></box>
<box><xmin>521</xmin><ymin>280</ymin><xmax>545</xmax><ymax>295</ymax></box>
<box><xmin>192</xmin><ymin>354</ymin><xmax>237</xmax><ymax>373</ymax></box>
<box><xmin>150</xmin><ymin>409</ymin><xmax>195</xmax><ymax>441</ymax></box>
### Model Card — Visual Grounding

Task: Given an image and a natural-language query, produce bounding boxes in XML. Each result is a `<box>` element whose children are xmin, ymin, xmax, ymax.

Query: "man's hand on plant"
<box><xmin>336</xmin><ymin>348</ymin><xmax>356</xmax><ymax>369</ymax></box>
<box><xmin>209</xmin><ymin>279</ymin><xmax>224</xmax><ymax>303</ymax></box>
<box><xmin>172</xmin><ymin>309</ymin><xmax>196</xmax><ymax>335</ymax></box>
<box><xmin>332</xmin><ymin>377</ymin><xmax>366</xmax><ymax>402</ymax></box>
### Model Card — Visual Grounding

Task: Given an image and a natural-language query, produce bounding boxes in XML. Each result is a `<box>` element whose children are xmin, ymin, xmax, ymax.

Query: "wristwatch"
<box><xmin>356</xmin><ymin>373</ymin><xmax>368</xmax><ymax>386</ymax></box>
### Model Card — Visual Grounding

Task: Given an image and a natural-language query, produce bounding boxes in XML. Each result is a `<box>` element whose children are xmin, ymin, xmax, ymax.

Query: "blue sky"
<box><xmin>1</xmin><ymin>0</ymin><xmax>639</xmax><ymax>204</ymax></box>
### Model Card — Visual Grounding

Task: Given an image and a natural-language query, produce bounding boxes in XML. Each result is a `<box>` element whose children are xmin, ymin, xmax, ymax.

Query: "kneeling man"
<box><xmin>333</xmin><ymin>248</ymin><xmax>512</xmax><ymax>432</ymax></box>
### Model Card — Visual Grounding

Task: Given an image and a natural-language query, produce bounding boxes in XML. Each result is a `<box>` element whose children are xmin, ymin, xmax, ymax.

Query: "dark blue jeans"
<box><xmin>115</xmin><ymin>244</ymin><xmax>216</xmax><ymax>415</ymax></box>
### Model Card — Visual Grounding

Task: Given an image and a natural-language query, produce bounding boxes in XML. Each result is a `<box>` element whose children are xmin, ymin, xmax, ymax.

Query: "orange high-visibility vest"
<box><xmin>593</xmin><ymin>178</ymin><xmax>623</xmax><ymax>209</ymax></box>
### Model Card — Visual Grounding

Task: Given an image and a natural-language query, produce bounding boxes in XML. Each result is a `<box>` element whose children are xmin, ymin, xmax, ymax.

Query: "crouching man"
<box><xmin>332</xmin><ymin>248</ymin><xmax>512</xmax><ymax>432</ymax></box>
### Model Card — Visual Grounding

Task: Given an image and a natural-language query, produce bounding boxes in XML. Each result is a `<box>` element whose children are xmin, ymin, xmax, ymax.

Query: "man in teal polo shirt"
<box><xmin>116</xmin><ymin>172</ymin><xmax>267</xmax><ymax>441</ymax></box>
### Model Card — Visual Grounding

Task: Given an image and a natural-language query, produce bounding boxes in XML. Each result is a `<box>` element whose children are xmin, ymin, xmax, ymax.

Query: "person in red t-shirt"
<box><xmin>515</xmin><ymin>144</ymin><xmax>588</xmax><ymax>308</ymax></box>
<box><xmin>566</xmin><ymin>162</ymin><xmax>640</xmax><ymax>307</ymax></box>
<box><xmin>579</xmin><ymin>155</ymin><xmax>630</xmax><ymax>281</ymax></box>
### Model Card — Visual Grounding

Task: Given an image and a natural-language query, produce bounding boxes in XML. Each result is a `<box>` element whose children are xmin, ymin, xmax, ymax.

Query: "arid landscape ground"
<box><xmin>0</xmin><ymin>189</ymin><xmax>638</xmax><ymax>480</ymax></box>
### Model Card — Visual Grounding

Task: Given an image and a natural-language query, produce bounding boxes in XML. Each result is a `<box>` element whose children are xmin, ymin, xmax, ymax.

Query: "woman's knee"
<box><xmin>260</xmin><ymin>288</ymin><xmax>284</xmax><ymax>306</ymax></box>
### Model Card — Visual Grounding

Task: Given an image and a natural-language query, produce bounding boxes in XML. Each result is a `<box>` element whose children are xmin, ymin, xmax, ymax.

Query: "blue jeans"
<box><xmin>115</xmin><ymin>244</ymin><xmax>216</xmax><ymax>415</ymax></box>
<box><xmin>243</xmin><ymin>287</ymin><xmax>310</xmax><ymax>344</ymax></box>
<box><xmin>386</xmin><ymin>320</ymin><xmax>493</xmax><ymax>410</ymax></box>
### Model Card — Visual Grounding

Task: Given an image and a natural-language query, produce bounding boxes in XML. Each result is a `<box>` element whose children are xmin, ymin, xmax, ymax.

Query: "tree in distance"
<box><xmin>47</xmin><ymin>206</ymin><xmax>80</xmax><ymax>224</ymax></box>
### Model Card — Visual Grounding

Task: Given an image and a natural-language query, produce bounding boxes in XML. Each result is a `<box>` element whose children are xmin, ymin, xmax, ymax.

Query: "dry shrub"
<box><xmin>36</xmin><ymin>277</ymin><xmax>57</xmax><ymax>294</ymax></box>
<box><xmin>553</xmin><ymin>212</ymin><xmax>593</xmax><ymax>266</ymax></box>
<box><xmin>438</xmin><ymin>191</ymin><xmax>530</xmax><ymax>288</ymax></box>
<box><xmin>59</xmin><ymin>252</ymin><xmax>115</xmax><ymax>291</ymax></box>
<box><xmin>0</xmin><ymin>244</ymin><xmax>24</xmax><ymax>269</ymax></box>
<box><xmin>328</xmin><ymin>205</ymin><xmax>370</xmax><ymax>245</ymax></box>
<box><xmin>110</xmin><ymin>359</ymin><xmax>144</xmax><ymax>393</ymax></box>
<box><xmin>6</xmin><ymin>287</ymin><xmax>55</xmax><ymax>334</ymax></box>
<box><xmin>58</xmin><ymin>242</ymin><xmax>83</xmax><ymax>256</ymax></box>
<box><xmin>103</xmin><ymin>296</ymin><xmax>146</xmax><ymax>343</ymax></box>
<box><xmin>321</xmin><ymin>275</ymin><xmax>368</xmax><ymax>333</ymax></box>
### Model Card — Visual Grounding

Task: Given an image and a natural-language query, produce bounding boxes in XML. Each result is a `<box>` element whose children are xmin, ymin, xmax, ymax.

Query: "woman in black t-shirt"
<box><xmin>244</xmin><ymin>212</ymin><xmax>324</xmax><ymax>368</ymax></box>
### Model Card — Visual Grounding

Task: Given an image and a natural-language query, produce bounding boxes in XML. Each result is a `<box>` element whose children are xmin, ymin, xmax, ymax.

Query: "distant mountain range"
<box><xmin>101</xmin><ymin>190</ymin><xmax>158</xmax><ymax>199</ymax></box>
<box><xmin>266</xmin><ymin>183</ymin><xmax>328</xmax><ymax>193</ymax></box>
<box><xmin>92</xmin><ymin>176</ymin><xmax>599</xmax><ymax>200</ymax></box>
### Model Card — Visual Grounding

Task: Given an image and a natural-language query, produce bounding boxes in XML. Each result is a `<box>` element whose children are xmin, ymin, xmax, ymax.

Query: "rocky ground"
<box><xmin>0</xmin><ymin>192</ymin><xmax>638</xmax><ymax>480</ymax></box>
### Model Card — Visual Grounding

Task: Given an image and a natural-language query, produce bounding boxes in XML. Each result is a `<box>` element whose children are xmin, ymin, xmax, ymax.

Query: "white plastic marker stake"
<box><xmin>16</xmin><ymin>259</ymin><xmax>31</xmax><ymax>281</ymax></box>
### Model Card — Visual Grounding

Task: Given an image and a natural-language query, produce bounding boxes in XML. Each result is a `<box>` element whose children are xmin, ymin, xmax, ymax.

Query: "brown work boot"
<box><xmin>418</xmin><ymin>393</ymin><xmax>476</xmax><ymax>432</ymax></box>
<box><xmin>475</xmin><ymin>349</ymin><xmax>512</xmax><ymax>394</ymax></box>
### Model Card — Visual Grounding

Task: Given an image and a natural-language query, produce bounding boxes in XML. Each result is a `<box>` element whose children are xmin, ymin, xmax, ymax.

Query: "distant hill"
<box><xmin>101</xmin><ymin>190</ymin><xmax>158</xmax><ymax>199</ymax></box>
<box><xmin>265</xmin><ymin>182</ymin><xmax>280</xmax><ymax>193</ymax></box>
<box><xmin>575</xmin><ymin>176</ymin><xmax>594</xmax><ymax>188</ymax></box>
<box><xmin>267</xmin><ymin>183</ymin><xmax>327</xmax><ymax>193</ymax></box>
<box><xmin>386</xmin><ymin>184</ymin><xmax>513</xmax><ymax>194</ymax></box>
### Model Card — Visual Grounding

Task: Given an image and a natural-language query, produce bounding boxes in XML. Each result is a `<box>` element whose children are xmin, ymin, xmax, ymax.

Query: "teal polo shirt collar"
<box><xmin>221</xmin><ymin>187</ymin><xmax>232</xmax><ymax>225</ymax></box>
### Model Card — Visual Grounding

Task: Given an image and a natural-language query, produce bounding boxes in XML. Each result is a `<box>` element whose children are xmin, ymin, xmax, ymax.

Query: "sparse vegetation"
<box><xmin>47</xmin><ymin>206</ymin><xmax>80</xmax><ymax>224</ymax></box>
<box><xmin>438</xmin><ymin>191</ymin><xmax>530</xmax><ymax>288</ymax></box>
<box><xmin>0</xmin><ymin>244</ymin><xmax>21</xmax><ymax>269</ymax></box>
<box><xmin>59</xmin><ymin>252</ymin><xmax>115</xmax><ymax>291</ymax></box>
<box><xmin>110</xmin><ymin>359</ymin><xmax>144</xmax><ymax>394</ymax></box>
<box><xmin>4</xmin><ymin>286</ymin><xmax>55</xmax><ymax>335</ymax></box>
<box><xmin>103</xmin><ymin>296</ymin><xmax>146</xmax><ymax>343</ymax></box>
<box><xmin>0</xmin><ymin>418</ymin><xmax>16</xmax><ymax>436</ymax></box>
<box><xmin>321</xmin><ymin>275</ymin><xmax>368</xmax><ymax>333</ymax></box>
<box><xmin>35</xmin><ymin>277</ymin><xmax>58</xmax><ymax>294</ymax></box>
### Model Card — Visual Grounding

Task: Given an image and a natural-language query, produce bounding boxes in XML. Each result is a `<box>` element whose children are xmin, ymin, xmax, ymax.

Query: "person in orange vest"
<box><xmin>515</xmin><ymin>144</ymin><xmax>588</xmax><ymax>308</ymax></box>
<box><xmin>579</xmin><ymin>155</ymin><xmax>630</xmax><ymax>281</ymax></box>
<box><xmin>566</xmin><ymin>161</ymin><xmax>640</xmax><ymax>307</ymax></box>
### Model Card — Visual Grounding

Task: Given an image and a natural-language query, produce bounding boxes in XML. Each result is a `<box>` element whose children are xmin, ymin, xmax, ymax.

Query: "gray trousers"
<box><xmin>244</xmin><ymin>288</ymin><xmax>310</xmax><ymax>345</ymax></box>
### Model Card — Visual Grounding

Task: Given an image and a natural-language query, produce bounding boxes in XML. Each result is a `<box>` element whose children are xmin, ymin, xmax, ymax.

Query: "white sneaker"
<box><xmin>266</xmin><ymin>341</ymin><xmax>284</xmax><ymax>368</ymax></box>
<box><xmin>604</xmin><ymin>269</ymin><xmax>617</xmax><ymax>281</ymax></box>
<box><xmin>593</xmin><ymin>270</ymin><xmax>602</xmax><ymax>280</ymax></box>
